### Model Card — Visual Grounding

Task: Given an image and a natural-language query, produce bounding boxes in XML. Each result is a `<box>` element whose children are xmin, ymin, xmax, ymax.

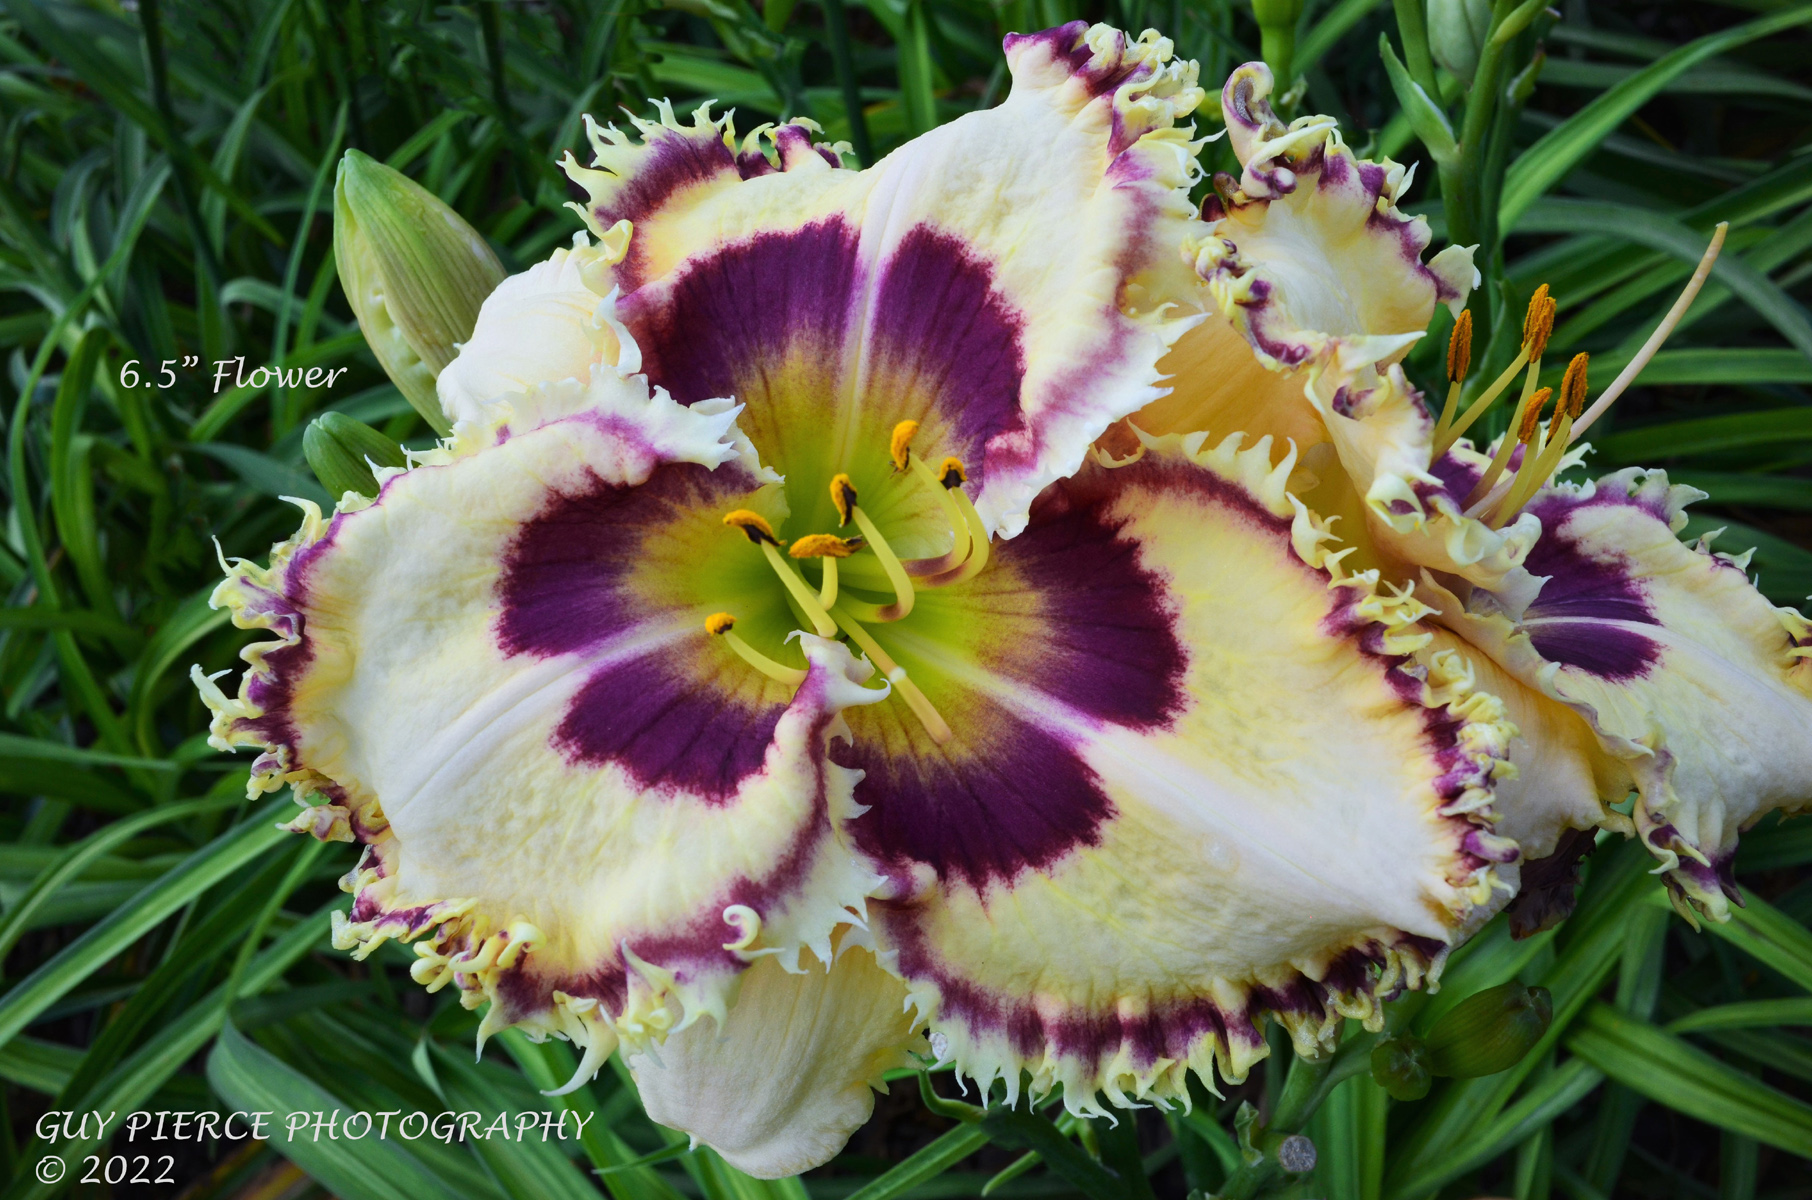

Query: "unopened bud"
<box><xmin>334</xmin><ymin>149</ymin><xmax>506</xmax><ymax>435</ymax></box>
<box><xmin>303</xmin><ymin>412</ymin><xmax>409</xmax><ymax>501</ymax></box>
<box><xmin>1424</xmin><ymin>981</ymin><xmax>1553</xmax><ymax>1079</ymax></box>
<box><xmin>1429</xmin><ymin>0</ymin><xmax>1493</xmax><ymax>84</ymax></box>
<box><xmin>1370</xmin><ymin>1035</ymin><xmax>1432</xmax><ymax>1101</ymax></box>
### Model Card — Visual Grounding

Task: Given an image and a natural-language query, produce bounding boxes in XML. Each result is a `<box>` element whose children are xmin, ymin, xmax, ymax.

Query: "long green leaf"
<box><xmin>0</xmin><ymin>798</ymin><xmax>288</xmax><ymax>1047</ymax></box>
<box><xmin>208</xmin><ymin>1023</ymin><xmax>465</xmax><ymax>1200</ymax></box>
<box><xmin>1501</xmin><ymin>4</ymin><xmax>1812</xmax><ymax>228</ymax></box>
<box><xmin>1566</xmin><ymin>1002</ymin><xmax>1812</xmax><ymax>1157</ymax></box>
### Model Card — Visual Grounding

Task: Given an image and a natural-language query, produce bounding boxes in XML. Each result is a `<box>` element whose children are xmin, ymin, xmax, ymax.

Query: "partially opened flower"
<box><xmin>198</xmin><ymin>24</ymin><xmax>1522</xmax><ymax>1177</ymax></box>
<box><xmin>1152</xmin><ymin>65</ymin><xmax>1812</xmax><ymax>921</ymax></box>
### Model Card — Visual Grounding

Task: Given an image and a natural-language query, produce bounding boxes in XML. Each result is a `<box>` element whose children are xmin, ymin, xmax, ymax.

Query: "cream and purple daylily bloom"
<box><xmin>1156</xmin><ymin>64</ymin><xmax>1812</xmax><ymax>921</ymax></box>
<box><xmin>196</xmin><ymin>24</ymin><xmax>1526</xmax><ymax>1176</ymax></box>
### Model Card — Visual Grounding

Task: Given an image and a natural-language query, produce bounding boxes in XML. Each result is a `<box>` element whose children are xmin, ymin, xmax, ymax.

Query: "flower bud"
<box><xmin>304</xmin><ymin>412</ymin><xmax>409</xmax><ymax>501</ymax></box>
<box><xmin>1423</xmin><ymin>981</ymin><xmax>1553</xmax><ymax>1079</ymax></box>
<box><xmin>1370</xmin><ymin>1035</ymin><xmax>1432</xmax><ymax>1101</ymax></box>
<box><xmin>334</xmin><ymin>149</ymin><xmax>506</xmax><ymax>435</ymax></box>
<box><xmin>1429</xmin><ymin>0</ymin><xmax>1493</xmax><ymax>84</ymax></box>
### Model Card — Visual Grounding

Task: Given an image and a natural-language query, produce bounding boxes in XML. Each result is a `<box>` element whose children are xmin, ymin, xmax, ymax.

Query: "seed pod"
<box><xmin>304</xmin><ymin>412</ymin><xmax>410</xmax><ymax>501</ymax></box>
<box><xmin>1424</xmin><ymin>981</ymin><xmax>1554</xmax><ymax>1079</ymax></box>
<box><xmin>1370</xmin><ymin>1034</ymin><xmax>1432</xmax><ymax>1101</ymax></box>
<box><xmin>334</xmin><ymin>149</ymin><xmax>506</xmax><ymax>435</ymax></box>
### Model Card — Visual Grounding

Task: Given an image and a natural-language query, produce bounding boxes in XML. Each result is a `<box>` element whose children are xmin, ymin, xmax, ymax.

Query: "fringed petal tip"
<box><xmin>866</xmin><ymin>430</ymin><xmax>1515</xmax><ymax>1118</ymax></box>
<box><xmin>1192</xmin><ymin>62</ymin><xmax>1477</xmax><ymax>378</ymax></box>
<box><xmin>1428</xmin><ymin>466</ymin><xmax>1812</xmax><ymax>923</ymax></box>
<box><xmin>191</xmin><ymin>393</ymin><xmax>890</xmax><ymax>1094</ymax></box>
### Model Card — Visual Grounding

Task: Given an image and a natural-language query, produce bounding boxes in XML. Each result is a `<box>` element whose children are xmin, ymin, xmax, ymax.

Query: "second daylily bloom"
<box><xmin>1160</xmin><ymin>64</ymin><xmax>1812</xmax><ymax>921</ymax></box>
<box><xmin>200</xmin><ymin>24</ymin><xmax>1528</xmax><ymax>1177</ymax></box>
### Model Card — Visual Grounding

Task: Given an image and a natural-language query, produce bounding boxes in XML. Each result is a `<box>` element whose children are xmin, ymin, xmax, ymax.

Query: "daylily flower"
<box><xmin>196</xmin><ymin>25</ymin><xmax>1522</xmax><ymax>1176</ymax></box>
<box><xmin>1146</xmin><ymin>64</ymin><xmax>1812</xmax><ymax>924</ymax></box>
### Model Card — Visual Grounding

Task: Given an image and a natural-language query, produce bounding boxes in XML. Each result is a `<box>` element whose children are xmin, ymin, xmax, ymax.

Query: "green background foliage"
<box><xmin>0</xmin><ymin>0</ymin><xmax>1808</xmax><ymax>1195</ymax></box>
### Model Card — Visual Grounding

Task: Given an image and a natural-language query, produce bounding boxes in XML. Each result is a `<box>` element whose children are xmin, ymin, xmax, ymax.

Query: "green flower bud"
<box><xmin>1424</xmin><ymin>981</ymin><xmax>1554</xmax><ymax>1079</ymax></box>
<box><xmin>334</xmin><ymin>149</ymin><xmax>506</xmax><ymax>436</ymax></box>
<box><xmin>1428</xmin><ymin>0</ymin><xmax>1492</xmax><ymax>84</ymax></box>
<box><xmin>1370</xmin><ymin>1035</ymin><xmax>1433</xmax><ymax>1101</ymax></box>
<box><xmin>304</xmin><ymin>412</ymin><xmax>410</xmax><ymax>501</ymax></box>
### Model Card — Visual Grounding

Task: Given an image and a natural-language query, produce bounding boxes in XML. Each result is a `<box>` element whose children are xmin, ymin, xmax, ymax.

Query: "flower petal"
<box><xmin>842</xmin><ymin>432</ymin><xmax>1515</xmax><ymax>1110</ymax></box>
<box><xmin>1425</xmin><ymin>467</ymin><xmax>1812</xmax><ymax>919</ymax></box>
<box><xmin>629</xmin><ymin>927</ymin><xmax>924</xmax><ymax>1178</ymax></box>
<box><xmin>194</xmin><ymin>382</ymin><xmax>886</xmax><ymax>1070</ymax></box>
<box><xmin>436</xmin><ymin>230</ymin><xmax>637</xmax><ymax>425</ymax></box>
<box><xmin>1126</xmin><ymin>64</ymin><xmax>1522</xmax><ymax>592</ymax></box>
<box><xmin>562</xmin><ymin>24</ymin><xmax>1209</xmax><ymax>537</ymax></box>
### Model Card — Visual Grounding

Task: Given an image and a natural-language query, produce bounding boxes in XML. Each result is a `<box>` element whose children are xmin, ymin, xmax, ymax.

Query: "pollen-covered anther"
<box><xmin>1517</xmin><ymin>387</ymin><xmax>1550</xmax><ymax>444</ymax></box>
<box><xmin>1521</xmin><ymin>283</ymin><xmax>1555</xmax><ymax>360</ymax></box>
<box><xmin>829</xmin><ymin>474</ymin><xmax>858</xmax><ymax>528</ymax></box>
<box><xmin>790</xmin><ymin>534</ymin><xmax>863</xmax><ymax>559</ymax></box>
<box><xmin>723</xmin><ymin>512</ymin><xmax>837</xmax><ymax>637</ymax></box>
<box><xmin>1559</xmin><ymin>352</ymin><xmax>1589</xmax><ymax>419</ymax></box>
<box><xmin>722</xmin><ymin>508</ymin><xmax>780</xmax><ymax>545</ymax></box>
<box><xmin>938</xmin><ymin>458</ymin><xmax>967</xmax><ymax>488</ymax></box>
<box><xmin>889</xmin><ymin>420</ymin><xmax>919</xmax><ymax>472</ymax></box>
<box><xmin>705</xmin><ymin>611</ymin><xmax>808</xmax><ymax>688</ymax></box>
<box><xmin>1432</xmin><ymin>309</ymin><xmax>1473</xmax><ymax>441</ymax></box>
<box><xmin>791</xmin><ymin>533</ymin><xmax>862</xmax><ymax>607</ymax></box>
<box><xmin>1435</xmin><ymin>287</ymin><xmax>1556</xmax><ymax>459</ymax></box>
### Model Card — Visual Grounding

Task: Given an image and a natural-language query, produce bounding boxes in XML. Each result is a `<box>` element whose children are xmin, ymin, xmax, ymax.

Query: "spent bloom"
<box><xmin>193</xmin><ymin>24</ymin><xmax>1804</xmax><ymax>1179</ymax></box>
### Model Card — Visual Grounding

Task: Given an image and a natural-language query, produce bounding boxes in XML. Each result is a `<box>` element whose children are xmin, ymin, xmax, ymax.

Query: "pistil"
<box><xmin>722</xmin><ymin>510</ymin><xmax>838</xmax><ymax>637</ymax></box>
<box><xmin>705</xmin><ymin>613</ymin><xmax>807</xmax><ymax>686</ymax></box>
<box><xmin>1569</xmin><ymin>223</ymin><xmax>1727</xmax><ymax>444</ymax></box>
<box><xmin>826</xmin><ymin>608</ymin><xmax>953</xmax><ymax>745</ymax></box>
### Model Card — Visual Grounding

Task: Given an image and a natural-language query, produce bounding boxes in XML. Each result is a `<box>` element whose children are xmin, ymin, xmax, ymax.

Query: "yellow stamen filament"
<box><xmin>791</xmin><ymin>534</ymin><xmax>863</xmax><ymax>609</ymax></box>
<box><xmin>1432</xmin><ymin>348</ymin><xmax>1530</xmax><ymax>458</ymax></box>
<box><xmin>1433</xmin><ymin>309</ymin><xmax>1473</xmax><ymax>441</ymax></box>
<box><xmin>1464</xmin><ymin>386</ymin><xmax>1550</xmax><ymax>511</ymax></box>
<box><xmin>724</xmin><ymin>511</ymin><xmax>837</xmax><ymax>637</ymax></box>
<box><xmin>1488</xmin><ymin>353</ymin><xmax>1592</xmax><ymax>527</ymax></box>
<box><xmin>924</xmin><ymin>483</ymin><xmax>991</xmax><ymax>587</ymax></box>
<box><xmin>1570</xmin><ymin>223</ymin><xmax>1727</xmax><ymax>444</ymax></box>
<box><xmin>705</xmin><ymin>613</ymin><xmax>807</xmax><ymax>686</ymax></box>
<box><xmin>848</xmin><ymin>506</ymin><xmax>915</xmax><ymax>620</ymax></box>
<box><xmin>827</xmin><ymin>608</ymin><xmax>953</xmax><ymax>745</ymax></box>
<box><xmin>904</xmin><ymin>455</ymin><xmax>971</xmax><ymax>576</ymax></box>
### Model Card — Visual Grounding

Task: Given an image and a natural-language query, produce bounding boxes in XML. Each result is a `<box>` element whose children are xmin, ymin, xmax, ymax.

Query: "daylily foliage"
<box><xmin>196</xmin><ymin>21</ymin><xmax>1812</xmax><ymax>1179</ymax></box>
